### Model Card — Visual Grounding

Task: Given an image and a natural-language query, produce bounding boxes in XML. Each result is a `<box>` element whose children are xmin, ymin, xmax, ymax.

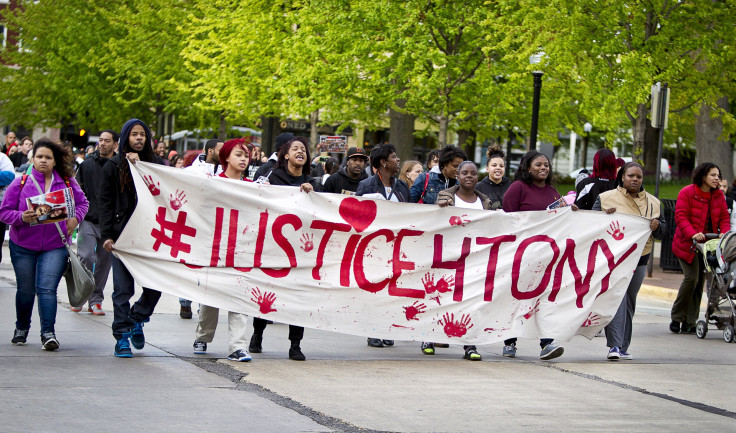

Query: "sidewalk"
<box><xmin>639</xmin><ymin>241</ymin><xmax>685</xmax><ymax>304</ymax></box>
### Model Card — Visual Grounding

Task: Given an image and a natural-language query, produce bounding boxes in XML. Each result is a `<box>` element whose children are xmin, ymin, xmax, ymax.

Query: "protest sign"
<box><xmin>114</xmin><ymin>162</ymin><xmax>651</xmax><ymax>344</ymax></box>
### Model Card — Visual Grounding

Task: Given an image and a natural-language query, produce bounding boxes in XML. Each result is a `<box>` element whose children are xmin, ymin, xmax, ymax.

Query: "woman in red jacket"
<box><xmin>671</xmin><ymin>162</ymin><xmax>730</xmax><ymax>334</ymax></box>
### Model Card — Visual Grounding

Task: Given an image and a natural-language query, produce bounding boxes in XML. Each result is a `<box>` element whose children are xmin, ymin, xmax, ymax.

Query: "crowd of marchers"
<box><xmin>0</xmin><ymin>120</ymin><xmax>728</xmax><ymax>364</ymax></box>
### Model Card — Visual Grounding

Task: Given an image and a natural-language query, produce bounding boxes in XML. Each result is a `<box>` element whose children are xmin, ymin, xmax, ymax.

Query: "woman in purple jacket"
<box><xmin>0</xmin><ymin>138</ymin><xmax>89</xmax><ymax>350</ymax></box>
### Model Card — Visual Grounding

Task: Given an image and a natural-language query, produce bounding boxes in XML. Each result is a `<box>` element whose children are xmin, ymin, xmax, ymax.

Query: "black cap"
<box><xmin>346</xmin><ymin>147</ymin><xmax>369</xmax><ymax>160</ymax></box>
<box><xmin>275</xmin><ymin>132</ymin><xmax>296</xmax><ymax>149</ymax></box>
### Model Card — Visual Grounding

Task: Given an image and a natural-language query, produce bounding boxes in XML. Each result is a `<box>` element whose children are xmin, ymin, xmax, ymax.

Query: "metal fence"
<box><xmin>659</xmin><ymin>198</ymin><xmax>682</xmax><ymax>272</ymax></box>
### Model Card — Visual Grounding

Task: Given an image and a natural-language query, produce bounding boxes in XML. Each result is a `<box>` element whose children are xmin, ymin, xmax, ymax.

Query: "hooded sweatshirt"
<box><xmin>76</xmin><ymin>150</ymin><xmax>113</xmax><ymax>223</ymax></box>
<box><xmin>322</xmin><ymin>166</ymin><xmax>368</xmax><ymax>195</ymax></box>
<box><xmin>267</xmin><ymin>165</ymin><xmax>322</xmax><ymax>191</ymax></box>
<box><xmin>475</xmin><ymin>176</ymin><xmax>511</xmax><ymax>210</ymax></box>
<box><xmin>0</xmin><ymin>167</ymin><xmax>89</xmax><ymax>251</ymax></box>
<box><xmin>185</xmin><ymin>153</ymin><xmax>223</xmax><ymax>177</ymax></box>
<box><xmin>98</xmin><ymin>119</ymin><xmax>163</xmax><ymax>242</ymax></box>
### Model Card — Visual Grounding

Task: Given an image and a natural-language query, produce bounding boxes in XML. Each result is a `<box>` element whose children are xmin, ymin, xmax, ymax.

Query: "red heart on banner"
<box><xmin>339</xmin><ymin>197</ymin><xmax>377</xmax><ymax>232</ymax></box>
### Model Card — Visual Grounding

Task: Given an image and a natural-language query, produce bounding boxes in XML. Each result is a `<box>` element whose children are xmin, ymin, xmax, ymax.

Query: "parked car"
<box><xmin>568</xmin><ymin>167</ymin><xmax>593</xmax><ymax>179</ymax></box>
<box><xmin>620</xmin><ymin>157</ymin><xmax>671</xmax><ymax>180</ymax></box>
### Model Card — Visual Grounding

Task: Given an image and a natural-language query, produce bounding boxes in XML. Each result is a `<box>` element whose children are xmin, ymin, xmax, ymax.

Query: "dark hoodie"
<box><xmin>99</xmin><ymin>119</ymin><xmax>163</xmax><ymax>242</ymax></box>
<box><xmin>76</xmin><ymin>150</ymin><xmax>112</xmax><ymax>224</ymax></box>
<box><xmin>476</xmin><ymin>176</ymin><xmax>511</xmax><ymax>210</ymax></box>
<box><xmin>267</xmin><ymin>166</ymin><xmax>322</xmax><ymax>191</ymax></box>
<box><xmin>322</xmin><ymin>166</ymin><xmax>368</xmax><ymax>195</ymax></box>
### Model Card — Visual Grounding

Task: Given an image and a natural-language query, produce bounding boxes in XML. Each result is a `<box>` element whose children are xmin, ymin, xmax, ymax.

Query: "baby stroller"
<box><xmin>695</xmin><ymin>232</ymin><xmax>736</xmax><ymax>343</ymax></box>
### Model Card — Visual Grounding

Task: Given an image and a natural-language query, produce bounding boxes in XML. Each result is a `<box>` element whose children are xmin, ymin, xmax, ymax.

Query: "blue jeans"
<box><xmin>111</xmin><ymin>256</ymin><xmax>161</xmax><ymax>340</ymax></box>
<box><xmin>9</xmin><ymin>241</ymin><xmax>68</xmax><ymax>334</ymax></box>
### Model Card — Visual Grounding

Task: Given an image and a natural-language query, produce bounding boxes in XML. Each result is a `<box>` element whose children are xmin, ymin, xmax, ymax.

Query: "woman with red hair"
<box><xmin>192</xmin><ymin>138</ymin><xmax>253</xmax><ymax>362</ymax></box>
<box><xmin>574</xmin><ymin>148</ymin><xmax>618</xmax><ymax>210</ymax></box>
<box><xmin>217</xmin><ymin>138</ymin><xmax>251</xmax><ymax>180</ymax></box>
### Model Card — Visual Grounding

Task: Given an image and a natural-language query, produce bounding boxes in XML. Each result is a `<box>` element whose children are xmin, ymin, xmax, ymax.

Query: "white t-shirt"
<box><xmin>385</xmin><ymin>186</ymin><xmax>400</xmax><ymax>202</ymax></box>
<box><xmin>454</xmin><ymin>194</ymin><xmax>483</xmax><ymax>209</ymax></box>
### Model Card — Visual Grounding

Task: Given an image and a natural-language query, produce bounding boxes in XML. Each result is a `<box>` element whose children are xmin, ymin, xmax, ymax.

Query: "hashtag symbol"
<box><xmin>150</xmin><ymin>207</ymin><xmax>197</xmax><ymax>258</ymax></box>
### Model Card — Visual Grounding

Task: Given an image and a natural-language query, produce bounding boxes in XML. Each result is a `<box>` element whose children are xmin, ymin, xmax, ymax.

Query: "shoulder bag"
<box><xmin>28</xmin><ymin>173</ymin><xmax>95</xmax><ymax>307</ymax></box>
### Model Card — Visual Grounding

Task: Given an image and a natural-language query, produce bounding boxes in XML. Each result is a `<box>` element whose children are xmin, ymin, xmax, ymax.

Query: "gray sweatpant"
<box><xmin>605</xmin><ymin>263</ymin><xmax>647</xmax><ymax>352</ymax></box>
<box><xmin>76</xmin><ymin>220</ymin><xmax>112</xmax><ymax>306</ymax></box>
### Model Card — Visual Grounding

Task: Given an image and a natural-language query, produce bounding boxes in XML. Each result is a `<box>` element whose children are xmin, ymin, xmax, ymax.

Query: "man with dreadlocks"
<box><xmin>99</xmin><ymin>119</ymin><xmax>165</xmax><ymax>358</ymax></box>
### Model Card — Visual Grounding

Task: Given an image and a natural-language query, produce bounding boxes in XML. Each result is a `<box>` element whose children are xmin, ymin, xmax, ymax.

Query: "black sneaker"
<box><xmin>464</xmin><ymin>347</ymin><xmax>482</xmax><ymax>361</ymax></box>
<box><xmin>669</xmin><ymin>321</ymin><xmax>680</xmax><ymax>334</ymax></box>
<box><xmin>249</xmin><ymin>334</ymin><xmax>263</xmax><ymax>353</ymax></box>
<box><xmin>289</xmin><ymin>344</ymin><xmax>306</xmax><ymax>361</ymax></box>
<box><xmin>367</xmin><ymin>338</ymin><xmax>384</xmax><ymax>347</ymax></box>
<box><xmin>382</xmin><ymin>340</ymin><xmax>395</xmax><ymax>346</ymax></box>
<box><xmin>180</xmin><ymin>305</ymin><xmax>192</xmax><ymax>319</ymax></box>
<box><xmin>681</xmin><ymin>323</ymin><xmax>696</xmax><ymax>334</ymax></box>
<box><xmin>41</xmin><ymin>332</ymin><xmax>59</xmax><ymax>351</ymax></box>
<box><xmin>12</xmin><ymin>329</ymin><xmax>28</xmax><ymax>345</ymax></box>
<box><xmin>130</xmin><ymin>322</ymin><xmax>145</xmax><ymax>350</ymax></box>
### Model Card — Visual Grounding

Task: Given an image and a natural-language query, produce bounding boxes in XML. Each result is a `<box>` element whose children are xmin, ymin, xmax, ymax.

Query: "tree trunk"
<box><xmin>310</xmin><ymin>109</ymin><xmax>320</xmax><ymax>154</ymax></box>
<box><xmin>389</xmin><ymin>99</ymin><xmax>416</xmax><ymax>162</ymax></box>
<box><xmin>695</xmin><ymin>97</ymin><xmax>733</xmax><ymax>183</ymax></box>
<box><xmin>217</xmin><ymin>111</ymin><xmax>227</xmax><ymax>141</ymax></box>
<box><xmin>437</xmin><ymin>114</ymin><xmax>449</xmax><ymax>148</ymax></box>
<box><xmin>674</xmin><ymin>139</ymin><xmax>681</xmax><ymax>179</ymax></box>
<box><xmin>630</xmin><ymin>103</ymin><xmax>648</xmax><ymax>163</ymax></box>
<box><xmin>457</xmin><ymin>129</ymin><xmax>476</xmax><ymax>160</ymax></box>
<box><xmin>643</xmin><ymin>121</ymin><xmax>659</xmax><ymax>176</ymax></box>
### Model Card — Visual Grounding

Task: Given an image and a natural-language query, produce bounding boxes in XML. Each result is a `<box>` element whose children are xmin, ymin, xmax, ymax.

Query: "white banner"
<box><xmin>113</xmin><ymin>162</ymin><xmax>651</xmax><ymax>344</ymax></box>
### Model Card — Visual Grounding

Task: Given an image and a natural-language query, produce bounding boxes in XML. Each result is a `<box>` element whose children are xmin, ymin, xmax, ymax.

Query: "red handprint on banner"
<box><xmin>435</xmin><ymin>275</ymin><xmax>454</xmax><ymax>293</ymax></box>
<box><xmin>250</xmin><ymin>288</ymin><xmax>278</xmax><ymax>314</ymax></box>
<box><xmin>439</xmin><ymin>313</ymin><xmax>473</xmax><ymax>337</ymax></box>
<box><xmin>422</xmin><ymin>273</ymin><xmax>454</xmax><ymax>294</ymax></box>
<box><xmin>607</xmin><ymin>221</ymin><xmax>625</xmax><ymax>241</ymax></box>
<box><xmin>582</xmin><ymin>313</ymin><xmax>602</xmax><ymax>327</ymax></box>
<box><xmin>523</xmin><ymin>299</ymin><xmax>542</xmax><ymax>320</ymax></box>
<box><xmin>169</xmin><ymin>189</ymin><xmax>188</xmax><ymax>210</ymax></box>
<box><xmin>422</xmin><ymin>273</ymin><xmax>437</xmax><ymax>293</ymax></box>
<box><xmin>403</xmin><ymin>301</ymin><xmax>427</xmax><ymax>321</ymax></box>
<box><xmin>449</xmin><ymin>215</ymin><xmax>470</xmax><ymax>227</ymax></box>
<box><xmin>300</xmin><ymin>233</ymin><xmax>314</xmax><ymax>252</ymax></box>
<box><xmin>142</xmin><ymin>175</ymin><xmax>161</xmax><ymax>196</ymax></box>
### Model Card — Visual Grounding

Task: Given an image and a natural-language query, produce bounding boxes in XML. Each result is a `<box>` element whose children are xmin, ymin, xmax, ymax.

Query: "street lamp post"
<box><xmin>528</xmin><ymin>53</ymin><xmax>544</xmax><ymax>151</ymax></box>
<box><xmin>529</xmin><ymin>72</ymin><xmax>543</xmax><ymax>151</ymax></box>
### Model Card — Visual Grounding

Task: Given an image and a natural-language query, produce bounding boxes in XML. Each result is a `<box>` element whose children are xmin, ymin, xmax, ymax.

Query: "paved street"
<box><xmin>2</xmin><ymin>242</ymin><xmax>736</xmax><ymax>432</ymax></box>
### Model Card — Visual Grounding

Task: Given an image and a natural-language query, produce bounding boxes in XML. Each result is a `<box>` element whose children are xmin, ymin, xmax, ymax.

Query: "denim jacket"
<box><xmin>409</xmin><ymin>166</ymin><xmax>456</xmax><ymax>204</ymax></box>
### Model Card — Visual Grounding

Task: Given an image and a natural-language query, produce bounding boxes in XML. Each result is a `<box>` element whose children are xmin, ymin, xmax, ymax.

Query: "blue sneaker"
<box><xmin>130</xmin><ymin>322</ymin><xmax>145</xmax><ymax>350</ymax></box>
<box><xmin>607</xmin><ymin>346</ymin><xmax>621</xmax><ymax>360</ymax></box>
<box><xmin>115</xmin><ymin>335</ymin><xmax>133</xmax><ymax>358</ymax></box>
<box><xmin>619</xmin><ymin>350</ymin><xmax>633</xmax><ymax>360</ymax></box>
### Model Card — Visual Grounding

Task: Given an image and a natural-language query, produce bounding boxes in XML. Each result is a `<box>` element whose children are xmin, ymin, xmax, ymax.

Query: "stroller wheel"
<box><xmin>696</xmin><ymin>320</ymin><xmax>708</xmax><ymax>339</ymax></box>
<box><xmin>724</xmin><ymin>325</ymin><xmax>735</xmax><ymax>343</ymax></box>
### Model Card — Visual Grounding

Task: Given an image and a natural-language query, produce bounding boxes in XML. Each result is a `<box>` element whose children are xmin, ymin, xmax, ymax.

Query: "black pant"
<box><xmin>252</xmin><ymin>317</ymin><xmax>303</xmax><ymax>342</ymax></box>
<box><xmin>111</xmin><ymin>256</ymin><xmax>161</xmax><ymax>340</ymax></box>
<box><xmin>504</xmin><ymin>338</ymin><xmax>553</xmax><ymax>348</ymax></box>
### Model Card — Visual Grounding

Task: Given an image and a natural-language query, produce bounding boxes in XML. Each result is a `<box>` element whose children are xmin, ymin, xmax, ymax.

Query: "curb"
<box><xmin>639</xmin><ymin>284</ymin><xmax>678</xmax><ymax>303</ymax></box>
